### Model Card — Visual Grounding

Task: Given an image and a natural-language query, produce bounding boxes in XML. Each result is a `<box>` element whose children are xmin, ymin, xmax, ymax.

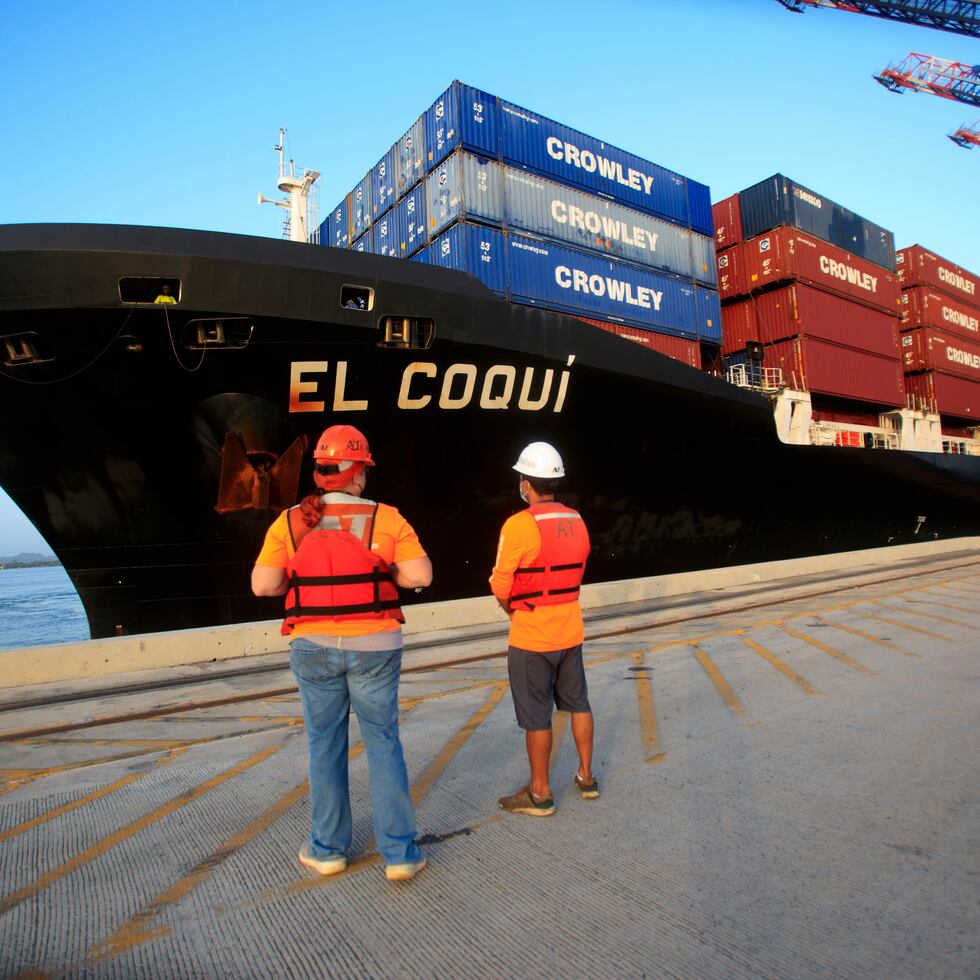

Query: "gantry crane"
<box><xmin>775</xmin><ymin>0</ymin><xmax>980</xmax><ymax>37</ymax></box>
<box><xmin>874</xmin><ymin>52</ymin><xmax>980</xmax><ymax>105</ymax></box>
<box><xmin>948</xmin><ymin>119</ymin><xmax>980</xmax><ymax>144</ymax></box>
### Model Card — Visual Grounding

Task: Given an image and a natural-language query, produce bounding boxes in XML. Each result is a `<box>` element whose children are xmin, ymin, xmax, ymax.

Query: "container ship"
<box><xmin>1</xmin><ymin>81</ymin><xmax>978</xmax><ymax>641</ymax></box>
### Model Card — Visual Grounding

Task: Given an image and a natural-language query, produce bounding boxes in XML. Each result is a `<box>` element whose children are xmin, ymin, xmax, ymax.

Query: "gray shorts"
<box><xmin>507</xmin><ymin>645</ymin><xmax>591</xmax><ymax>731</ymax></box>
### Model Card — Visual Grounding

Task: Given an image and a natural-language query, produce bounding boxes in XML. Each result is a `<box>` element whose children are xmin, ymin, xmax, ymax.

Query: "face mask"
<box><xmin>518</xmin><ymin>478</ymin><xmax>528</xmax><ymax>504</ymax></box>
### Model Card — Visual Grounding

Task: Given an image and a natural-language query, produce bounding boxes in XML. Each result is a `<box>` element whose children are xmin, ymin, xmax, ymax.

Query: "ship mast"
<box><xmin>257</xmin><ymin>128</ymin><xmax>321</xmax><ymax>243</ymax></box>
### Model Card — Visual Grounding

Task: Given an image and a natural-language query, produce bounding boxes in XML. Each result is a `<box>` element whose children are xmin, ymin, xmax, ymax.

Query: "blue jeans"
<box><xmin>289</xmin><ymin>638</ymin><xmax>422</xmax><ymax>867</ymax></box>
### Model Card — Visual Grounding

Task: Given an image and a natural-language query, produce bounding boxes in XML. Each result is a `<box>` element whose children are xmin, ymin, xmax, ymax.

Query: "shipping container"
<box><xmin>576</xmin><ymin>317</ymin><xmax>702</xmax><ymax>367</ymax></box>
<box><xmin>764</xmin><ymin>336</ymin><xmax>905</xmax><ymax>406</ymax></box>
<box><xmin>372</xmin><ymin>146</ymin><xmax>397</xmax><ymax>219</ymax></box>
<box><xmin>425</xmin><ymin>222</ymin><xmax>506</xmax><ymax>294</ymax></box>
<box><xmin>896</xmin><ymin>246</ymin><xmax>979</xmax><ymax>305</ymax></box>
<box><xmin>349</xmin><ymin>174</ymin><xmax>373</xmax><ymax>242</ymax></box>
<box><xmin>424</xmin><ymin>82</ymin><xmax>498</xmax><ymax>170</ymax></box>
<box><xmin>373</xmin><ymin>210</ymin><xmax>397</xmax><ymax>258</ymax></box>
<box><xmin>351</xmin><ymin>227</ymin><xmax>374</xmax><ymax>254</ymax></box>
<box><xmin>900</xmin><ymin>286</ymin><xmax>980</xmax><ymax>340</ymax></box>
<box><xmin>746</xmin><ymin>283</ymin><xmax>899</xmax><ymax>358</ymax></box>
<box><xmin>421</xmin><ymin>223</ymin><xmax>718</xmax><ymax>340</ymax></box>
<box><xmin>900</xmin><ymin>326</ymin><xmax>980</xmax><ymax>382</ymax></box>
<box><xmin>720</xmin><ymin>298</ymin><xmax>759</xmax><ymax>355</ymax></box>
<box><xmin>422</xmin><ymin>81</ymin><xmax>712</xmax><ymax>234</ymax></box>
<box><xmin>396</xmin><ymin>116</ymin><xmax>426</xmax><ymax>198</ymax></box>
<box><xmin>425</xmin><ymin>153</ymin><xmax>503</xmax><ymax>238</ymax></box>
<box><xmin>739</xmin><ymin>174</ymin><xmax>895</xmax><ymax>271</ymax></box>
<box><xmin>502</xmin><ymin>165</ymin><xmax>716</xmax><ymax>287</ymax></box>
<box><xmin>738</xmin><ymin>228</ymin><xmax>901</xmax><ymax>314</ymax></box>
<box><xmin>904</xmin><ymin>370</ymin><xmax>980</xmax><ymax>420</ymax></box>
<box><xmin>504</xmin><ymin>234</ymin><xmax>710</xmax><ymax>339</ymax></box>
<box><xmin>712</xmin><ymin>194</ymin><xmax>742</xmax><ymax>250</ymax></box>
<box><xmin>389</xmin><ymin>184</ymin><xmax>427</xmax><ymax>258</ymax></box>
<box><xmin>716</xmin><ymin>246</ymin><xmax>746</xmax><ymax>302</ymax></box>
<box><xmin>810</xmin><ymin>404</ymin><xmax>881</xmax><ymax>427</ymax></box>
<box><xmin>325</xmin><ymin>199</ymin><xmax>350</xmax><ymax>250</ymax></box>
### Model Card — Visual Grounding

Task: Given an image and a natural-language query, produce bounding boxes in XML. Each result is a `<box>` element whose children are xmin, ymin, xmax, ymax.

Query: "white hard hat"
<box><xmin>513</xmin><ymin>441</ymin><xmax>565</xmax><ymax>479</ymax></box>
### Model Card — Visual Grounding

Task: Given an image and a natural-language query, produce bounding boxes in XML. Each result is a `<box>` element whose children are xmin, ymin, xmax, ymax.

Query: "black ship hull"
<box><xmin>1</xmin><ymin>224</ymin><xmax>978</xmax><ymax>640</ymax></box>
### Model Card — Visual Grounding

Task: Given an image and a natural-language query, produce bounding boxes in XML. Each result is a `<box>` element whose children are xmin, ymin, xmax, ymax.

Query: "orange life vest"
<box><xmin>509</xmin><ymin>501</ymin><xmax>590</xmax><ymax>611</ymax></box>
<box><xmin>281</xmin><ymin>496</ymin><xmax>404</xmax><ymax>635</ymax></box>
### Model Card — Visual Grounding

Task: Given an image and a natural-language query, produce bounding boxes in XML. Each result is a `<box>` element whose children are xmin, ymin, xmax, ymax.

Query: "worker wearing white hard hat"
<box><xmin>489</xmin><ymin>440</ymin><xmax>598</xmax><ymax>817</ymax></box>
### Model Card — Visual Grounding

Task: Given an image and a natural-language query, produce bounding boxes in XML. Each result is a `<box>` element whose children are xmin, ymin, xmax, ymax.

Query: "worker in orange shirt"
<box><xmin>251</xmin><ymin>424</ymin><xmax>431</xmax><ymax>882</ymax></box>
<box><xmin>490</xmin><ymin>441</ymin><xmax>598</xmax><ymax>816</ymax></box>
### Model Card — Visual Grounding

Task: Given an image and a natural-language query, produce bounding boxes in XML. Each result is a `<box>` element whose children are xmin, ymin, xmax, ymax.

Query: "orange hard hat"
<box><xmin>313</xmin><ymin>424</ymin><xmax>375</xmax><ymax>466</ymax></box>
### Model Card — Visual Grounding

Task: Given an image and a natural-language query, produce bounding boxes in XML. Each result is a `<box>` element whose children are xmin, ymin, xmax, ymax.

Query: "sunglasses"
<box><xmin>314</xmin><ymin>462</ymin><xmax>342</xmax><ymax>476</ymax></box>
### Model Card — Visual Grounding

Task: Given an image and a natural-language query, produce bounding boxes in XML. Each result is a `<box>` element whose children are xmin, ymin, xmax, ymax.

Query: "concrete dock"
<box><xmin>1</xmin><ymin>542</ymin><xmax>978</xmax><ymax>978</ymax></box>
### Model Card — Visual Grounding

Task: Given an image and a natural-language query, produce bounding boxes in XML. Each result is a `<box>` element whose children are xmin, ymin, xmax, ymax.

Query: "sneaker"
<box><xmin>498</xmin><ymin>786</ymin><xmax>556</xmax><ymax>817</ymax></box>
<box><xmin>385</xmin><ymin>856</ymin><xmax>427</xmax><ymax>882</ymax></box>
<box><xmin>574</xmin><ymin>774</ymin><xmax>600</xmax><ymax>799</ymax></box>
<box><xmin>298</xmin><ymin>842</ymin><xmax>347</xmax><ymax>876</ymax></box>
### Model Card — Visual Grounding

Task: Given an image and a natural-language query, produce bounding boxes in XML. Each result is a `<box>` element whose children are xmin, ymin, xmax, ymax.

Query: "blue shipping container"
<box><xmin>351</xmin><ymin>227</ymin><xmax>374</xmax><ymax>254</ymax></box>
<box><xmin>390</xmin><ymin>184</ymin><xmax>427</xmax><ymax>257</ymax></box>
<box><xmin>325</xmin><ymin>199</ymin><xmax>349</xmax><ymax>249</ymax></box>
<box><xmin>396</xmin><ymin>116</ymin><xmax>426</xmax><ymax>198</ymax></box>
<box><xmin>374</xmin><ymin>210</ymin><xmax>397</xmax><ymax>258</ymax></box>
<box><xmin>738</xmin><ymin>174</ymin><xmax>896</xmax><ymax>271</ymax></box>
<box><xmin>421</xmin><ymin>222</ymin><xmax>714</xmax><ymax>339</ymax></box>
<box><xmin>424</xmin><ymin>82</ymin><xmax>498</xmax><ymax>171</ymax></box>
<box><xmin>426</xmin><ymin>222</ymin><xmax>507</xmax><ymax>294</ymax></box>
<box><xmin>425</xmin><ymin>153</ymin><xmax>503</xmax><ymax>238</ymax></box>
<box><xmin>505</xmin><ymin>233</ymin><xmax>702</xmax><ymax>338</ymax></box>
<box><xmin>349</xmin><ymin>174</ymin><xmax>373</xmax><ymax>242</ymax></box>
<box><xmin>421</xmin><ymin>82</ymin><xmax>711</xmax><ymax>236</ymax></box>
<box><xmin>372</xmin><ymin>146</ymin><xmax>397</xmax><ymax>219</ymax></box>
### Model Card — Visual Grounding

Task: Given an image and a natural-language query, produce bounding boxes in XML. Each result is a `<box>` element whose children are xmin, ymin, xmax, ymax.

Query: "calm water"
<box><xmin>0</xmin><ymin>566</ymin><xmax>89</xmax><ymax>650</ymax></box>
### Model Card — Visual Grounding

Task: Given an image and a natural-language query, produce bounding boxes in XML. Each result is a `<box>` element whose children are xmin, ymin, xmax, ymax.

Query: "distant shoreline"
<box><xmin>0</xmin><ymin>559</ymin><xmax>60</xmax><ymax>570</ymax></box>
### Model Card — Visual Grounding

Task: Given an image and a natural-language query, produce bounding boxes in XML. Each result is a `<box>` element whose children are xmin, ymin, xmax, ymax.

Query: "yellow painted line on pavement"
<box><xmin>817</xmin><ymin>618</ymin><xmax>920</xmax><ymax>657</ymax></box>
<box><xmin>631</xmin><ymin>653</ymin><xmax>664</xmax><ymax>764</ymax></box>
<box><xmin>739</xmin><ymin>634</ymin><xmax>822</xmax><ymax>695</ymax></box>
<box><xmin>874</xmin><ymin>599</ymin><xmax>972</xmax><ymax>628</ymax></box>
<box><xmin>692</xmin><ymin>647</ymin><xmax>749</xmax><ymax>720</ymax></box>
<box><xmin>0</xmin><ymin>748</ymin><xmax>189</xmax><ymax>844</ymax></box>
<box><xmin>909</xmin><ymin>592</ymin><xmax>980</xmax><ymax>616</ymax></box>
<box><xmin>854</xmin><ymin>610</ymin><xmax>958</xmax><ymax>642</ymax></box>
<box><xmin>275</xmin><ymin>682</ymin><xmax>510</xmax><ymax>899</ymax></box>
<box><xmin>82</xmin><ymin>738</ymin><xmax>363</xmax><ymax>966</ymax></box>
<box><xmin>0</xmin><ymin>738</ymin><xmax>289</xmax><ymax>918</ymax></box>
<box><xmin>932</xmin><ymin>582</ymin><xmax>980</xmax><ymax>598</ymax></box>
<box><xmin>781</xmin><ymin>625</ymin><xmax>876</xmax><ymax>676</ymax></box>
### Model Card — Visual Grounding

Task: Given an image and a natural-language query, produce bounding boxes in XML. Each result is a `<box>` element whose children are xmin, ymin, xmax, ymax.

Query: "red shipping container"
<box><xmin>750</xmin><ymin>283</ymin><xmax>899</xmax><ymax>358</ymax></box>
<box><xmin>896</xmin><ymin>245</ymin><xmax>978</xmax><ymax>305</ymax></box>
<box><xmin>740</xmin><ymin>227</ymin><xmax>901</xmax><ymax>314</ymax></box>
<box><xmin>811</xmin><ymin>405</ymin><xmax>881</xmax><ymax>426</ymax></box>
<box><xmin>716</xmin><ymin>246</ymin><xmax>745</xmax><ymax>302</ymax></box>
<box><xmin>899</xmin><ymin>286</ymin><xmax>980</xmax><ymax>340</ymax></box>
<box><xmin>905</xmin><ymin>371</ymin><xmax>980</xmax><ymax>420</ymax></box>
<box><xmin>712</xmin><ymin>194</ymin><xmax>742</xmax><ymax>250</ymax></box>
<box><xmin>579</xmin><ymin>317</ymin><xmax>701</xmax><ymax>368</ymax></box>
<box><xmin>900</xmin><ymin>326</ymin><xmax>980</xmax><ymax>382</ymax></box>
<box><xmin>719</xmin><ymin>297</ymin><xmax>758</xmax><ymax>355</ymax></box>
<box><xmin>764</xmin><ymin>337</ymin><xmax>905</xmax><ymax>406</ymax></box>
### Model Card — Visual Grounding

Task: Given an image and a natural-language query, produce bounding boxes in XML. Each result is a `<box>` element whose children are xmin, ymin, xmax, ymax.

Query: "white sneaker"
<box><xmin>385</xmin><ymin>856</ymin><xmax>427</xmax><ymax>881</ymax></box>
<box><xmin>298</xmin><ymin>842</ymin><xmax>347</xmax><ymax>876</ymax></box>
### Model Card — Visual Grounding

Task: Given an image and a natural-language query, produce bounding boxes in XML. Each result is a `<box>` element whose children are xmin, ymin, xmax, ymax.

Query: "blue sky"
<box><xmin>1</xmin><ymin>0</ymin><xmax>978</xmax><ymax>553</ymax></box>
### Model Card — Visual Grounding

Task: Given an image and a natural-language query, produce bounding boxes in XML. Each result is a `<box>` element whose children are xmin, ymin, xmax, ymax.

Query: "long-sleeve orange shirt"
<box><xmin>489</xmin><ymin>509</ymin><xmax>585</xmax><ymax>652</ymax></box>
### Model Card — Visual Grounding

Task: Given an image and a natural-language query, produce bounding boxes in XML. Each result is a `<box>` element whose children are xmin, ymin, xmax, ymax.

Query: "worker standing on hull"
<box><xmin>490</xmin><ymin>441</ymin><xmax>598</xmax><ymax>816</ymax></box>
<box><xmin>251</xmin><ymin>425</ymin><xmax>431</xmax><ymax>881</ymax></box>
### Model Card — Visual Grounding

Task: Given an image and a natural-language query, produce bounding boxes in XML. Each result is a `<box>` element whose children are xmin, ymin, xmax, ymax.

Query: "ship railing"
<box><xmin>726</xmin><ymin>364</ymin><xmax>785</xmax><ymax>392</ymax></box>
<box><xmin>808</xmin><ymin>423</ymin><xmax>900</xmax><ymax>451</ymax></box>
<box><xmin>943</xmin><ymin>438</ymin><xmax>980</xmax><ymax>456</ymax></box>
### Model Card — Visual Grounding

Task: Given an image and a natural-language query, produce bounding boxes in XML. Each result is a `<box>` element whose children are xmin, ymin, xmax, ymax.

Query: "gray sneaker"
<box><xmin>574</xmin><ymin>774</ymin><xmax>600</xmax><ymax>799</ymax></box>
<box><xmin>499</xmin><ymin>786</ymin><xmax>556</xmax><ymax>816</ymax></box>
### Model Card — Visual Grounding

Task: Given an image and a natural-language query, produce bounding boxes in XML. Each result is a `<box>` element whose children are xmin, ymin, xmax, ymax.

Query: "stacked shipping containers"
<box><xmin>714</xmin><ymin>174</ymin><xmax>904</xmax><ymax>419</ymax></box>
<box><xmin>319</xmin><ymin>81</ymin><xmax>720</xmax><ymax>366</ymax></box>
<box><xmin>897</xmin><ymin>246</ymin><xmax>980</xmax><ymax>425</ymax></box>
